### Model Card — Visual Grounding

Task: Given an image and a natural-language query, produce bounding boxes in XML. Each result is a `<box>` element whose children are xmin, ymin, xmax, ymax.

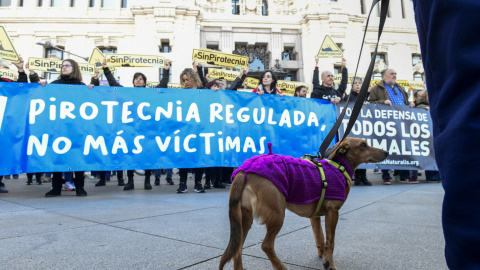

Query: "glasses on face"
<box><xmin>61</xmin><ymin>64</ymin><xmax>72</xmax><ymax>68</ymax></box>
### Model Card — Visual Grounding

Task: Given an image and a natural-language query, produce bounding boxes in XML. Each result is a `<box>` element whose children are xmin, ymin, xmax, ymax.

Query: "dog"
<box><xmin>219</xmin><ymin>137</ymin><xmax>389</xmax><ymax>270</ymax></box>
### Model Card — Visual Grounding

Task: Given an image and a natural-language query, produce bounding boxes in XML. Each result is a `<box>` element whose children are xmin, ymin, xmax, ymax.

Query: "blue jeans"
<box><xmin>154</xmin><ymin>169</ymin><xmax>172</xmax><ymax>178</ymax></box>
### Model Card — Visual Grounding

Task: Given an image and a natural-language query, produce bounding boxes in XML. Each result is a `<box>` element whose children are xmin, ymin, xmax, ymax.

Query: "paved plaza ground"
<box><xmin>0</xmin><ymin>171</ymin><xmax>447</xmax><ymax>270</ymax></box>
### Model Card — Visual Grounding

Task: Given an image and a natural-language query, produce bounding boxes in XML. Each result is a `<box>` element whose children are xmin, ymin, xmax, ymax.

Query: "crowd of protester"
<box><xmin>0</xmin><ymin>54</ymin><xmax>439</xmax><ymax>196</ymax></box>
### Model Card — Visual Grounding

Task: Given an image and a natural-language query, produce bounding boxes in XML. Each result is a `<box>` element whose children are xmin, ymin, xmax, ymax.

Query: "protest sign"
<box><xmin>277</xmin><ymin>80</ymin><xmax>309</xmax><ymax>96</ymax></box>
<box><xmin>0</xmin><ymin>26</ymin><xmax>20</xmax><ymax>62</ymax></box>
<box><xmin>192</xmin><ymin>49</ymin><xmax>249</xmax><ymax>69</ymax></box>
<box><xmin>106</xmin><ymin>54</ymin><xmax>165</xmax><ymax>68</ymax></box>
<box><xmin>0</xmin><ymin>82</ymin><xmax>335</xmax><ymax>174</ymax></box>
<box><xmin>337</xmin><ymin>102</ymin><xmax>437</xmax><ymax>170</ymax></box>
<box><xmin>317</xmin><ymin>35</ymin><xmax>343</xmax><ymax>58</ymax></box>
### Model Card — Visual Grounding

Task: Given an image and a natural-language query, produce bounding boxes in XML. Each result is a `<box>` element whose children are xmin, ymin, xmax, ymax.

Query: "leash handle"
<box><xmin>318</xmin><ymin>0</ymin><xmax>390</xmax><ymax>159</ymax></box>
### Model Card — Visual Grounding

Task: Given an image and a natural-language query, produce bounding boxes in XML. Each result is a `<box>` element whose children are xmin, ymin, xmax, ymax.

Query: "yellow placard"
<box><xmin>89</xmin><ymin>48</ymin><xmax>115</xmax><ymax>72</ymax></box>
<box><xmin>28</xmin><ymin>57</ymin><xmax>62</xmax><ymax>72</ymax></box>
<box><xmin>0</xmin><ymin>68</ymin><xmax>16</xmax><ymax>80</ymax></box>
<box><xmin>276</xmin><ymin>80</ymin><xmax>310</xmax><ymax>96</ymax></box>
<box><xmin>408</xmin><ymin>81</ymin><xmax>424</xmax><ymax>90</ymax></box>
<box><xmin>106</xmin><ymin>54</ymin><xmax>165</xmax><ymax>68</ymax></box>
<box><xmin>317</xmin><ymin>35</ymin><xmax>343</xmax><ymax>58</ymax></box>
<box><xmin>208</xmin><ymin>68</ymin><xmax>239</xmax><ymax>82</ymax></box>
<box><xmin>0</xmin><ymin>26</ymin><xmax>20</xmax><ymax>62</ymax></box>
<box><xmin>334</xmin><ymin>74</ymin><xmax>365</xmax><ymax>85</ymax></box>
<box><xmin>245</xmin><ymin>77</ymin><xmax>259</xmax><ymax>89</ymax></box>
<box><xmin>192</xmin><ymin>48</ymin><xmax>249</xmax><ymax>69</ymax></box>
<box><xmin>146</xmin><ymin>81</ymin><xmax>182</xmax><ymax>88</ymax></box>
<box><xmin>78</xmin><ymin>62</ymin><xmax>96</xmax><ymax>75</ymax></box>
<box><xmin>396</xmin><ymin>80</ymin><xmax>410</xmax><ymax>88</ymax></box>
<box><xmin>28</xmin><ymin>57</ymin><xmax>95</xmax><ymax>75</ymax></box>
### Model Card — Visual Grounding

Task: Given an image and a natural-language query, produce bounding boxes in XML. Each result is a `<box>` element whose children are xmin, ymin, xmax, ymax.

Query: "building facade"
<box><xmin>0</xmin><ymin>0</ymin><xmax>423</xmax><ymax>92</ymax></box>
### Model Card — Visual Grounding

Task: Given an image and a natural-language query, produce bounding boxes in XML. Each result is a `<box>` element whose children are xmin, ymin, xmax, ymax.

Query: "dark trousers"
<box><xmin>179</xmin><ymin>168</ymin><xmax>203</xmax><ymax>187</ymax></box>
<box><xmin>52</xmin><ymin>171</ymin><xmax>84</xmax><ymax>189</ymax></box>
<box><xmin>27</xmin><ymin>173</ymin><xmax>43</xmax><ymax>183</ymax></box>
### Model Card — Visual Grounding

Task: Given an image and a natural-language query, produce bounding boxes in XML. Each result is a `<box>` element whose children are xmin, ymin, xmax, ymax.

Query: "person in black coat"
<box><xmin>311</xmin><ymin>55</ymin><xmax>348</xmax><ymax>104</ymax></box>
<box><xmin>40</xmin><ymin>59</ymin><xmax>89</xmax><ymax>197</ymax></box>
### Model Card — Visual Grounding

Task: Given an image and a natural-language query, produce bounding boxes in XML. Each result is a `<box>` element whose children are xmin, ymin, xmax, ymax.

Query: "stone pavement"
<box><xmin>0</xmin><ymin>171</ymin><xmax>447</xmax><ymax>270</ymax></box>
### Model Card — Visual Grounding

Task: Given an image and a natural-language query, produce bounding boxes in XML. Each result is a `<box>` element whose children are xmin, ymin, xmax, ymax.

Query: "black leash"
<box><xmin>318</xmin><ymin>0</ymin><xmax>390</xmax><ymax>159</ymax></box>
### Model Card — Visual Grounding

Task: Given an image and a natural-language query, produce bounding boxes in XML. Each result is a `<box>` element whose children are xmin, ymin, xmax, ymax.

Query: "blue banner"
<box><xmin>0</xmin><ymin>82</ymin><xmax>335</xmax><ymax>174</ymax></box>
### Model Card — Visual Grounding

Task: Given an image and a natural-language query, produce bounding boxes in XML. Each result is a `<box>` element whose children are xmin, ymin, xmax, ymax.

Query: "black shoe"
<box><xmin>354</xmin><ymin>179</ymin><xmax>362</xmax><ymax>186</ymax></box>
<box><xmin>176</xmin><ymin>184</ymin><xmax>187</xmax><ymax>193</ymax></box>
<box><xmin>95</xmin><ymin>180</ymin><xmax>106</xmax><ymax>186</ymax></box>
<box><xmin>204</xmin><ymin>183</ymin><xmax>211</xmax><ymax>189</ymax></box>
<box><xmin>45</xmin><ymin>188</ymin><xmax>61</xmax><ymax>197</ymax></box>
<box><xmin>145</xmin><ymin>182</ymin><xmax>152</xmax><ymax>190</ymax></box>
<box><xmin>37</xmin><ymin>181</ymin><xmax>42</xmax><ymax>185</ymax></box>
<box><xmin>213</xmin><ymin>182</ymin><xmax>226</xmax><ymax>189</ymax></box>
<box><xmin>13</xmin><ymin>175</ymin><xmax>18</xmax><ymax>179</ymax></box>
<box><xmin>124</xmin><ymin>182</ymin><xmax>134</xmax><ymax>190</ymax></box>
<box><xmin>154</xmin><ymin>177</ymin><xmax>160</xmax><ymax>186</ymax></box>
<box><xmin>194</xmin><ymin>185</ymin><xmax>205</xmax><ymax>193</ymax></box>
<box><xmin>166</xmin><ymin>177</ymin><xmax>174</xmax><ymax>185</ymax></box>
<box><xmin>76</xmin><ymin>187</ymin><xmax>87</xmax><ymax>196</ymax></box>
<box><xmin>26</xmin><ymin>181</ymin><xmax>32</xmax><ymax>185</ymax></box>
<box><xmin>362</xmin><ymin>179</ymin><xmax>373</xmax><ymax>186</ymax></box>
<box><xmin>118</xmin><ymin>178</ymin><xmax>125</xmax><ymax>186</ymax></box>
<box><xmin>4</xmin><ymin>176</ymin><xmax>10</xmax><ymax>179</ymax></box>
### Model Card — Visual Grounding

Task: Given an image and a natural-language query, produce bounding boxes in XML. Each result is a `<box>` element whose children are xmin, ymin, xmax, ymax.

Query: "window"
<box><xmin>121</xmin><ymin>0</ymin><xmax>126</xmax><ymax>8</ymax></box>
<box><xmin>37</xmin><ymin>0</ymin><xmax>42</xmax><ymax>6</ymax></box>
<box><xmin>232</xmin><ymin>0</ymin><xmax>239</xmax><ymax>15</ymax></box>
<box><xmin>360</xmin><ymin>0</ymin><xmax>365</xmax><ymax>14</ymax></box>
<box><xmin>206</xmin><ymin>44</ymin><xmax>219</xmax><ymax>51</ymax></box>
<box><xmin>0</xmin><ymin>0</ymin><xmax>11</xmax><ymax>6</ymax></box>
<box><xmin>18</xmin><ymin>0</ymin><xmax>23</xmax><ymax>6</ymax></box>
<box><xmin>374</xmin><ymin>53</ymin><xmax>387</xmax><ymax>64</ymax></box>
<box><xmin>102</xmin><ymin>0</ymin><xmax>115</xmax><ymax>8</ymax></box>
<box><xmin>262</xmin><ymin>0</ymin><xmax>268</xmax><ymax>16</ymax></box>
<box><xmin>413</xmin><ymin>73</ymin><xmax>424</xmax><ymax>81</ymax></box>
<box><xmin>50</xmin><ymin>0</ymin><xmax>62</xmax><ymax>7</ymax></box>
<box><xmin>89</xmin><ymin>0</ymin><xmax>94</xmax><ymax>7</ymax></box>
<box><xmin>282</xmin><ymin>47</ymin><xmax>294</xmax><ymax>61</ymax></box>
<box><xmin>70</xmin><ymin>0</ymin><xmax>74</xmax><ymax>7</ymax></box>
<box><xmin>44</xmin><ymin>47</ymin><xmax>64</xmax><ymax>81</ymax></box>
<box><xmin>159</xmin><ymin>41</ymin><xmax>171</xmax><ymax>53</ymax></box>
<box><xmin>412</xmin><ymin>54</ymin><xmax>421</xmax><ymax>66</ymax></box>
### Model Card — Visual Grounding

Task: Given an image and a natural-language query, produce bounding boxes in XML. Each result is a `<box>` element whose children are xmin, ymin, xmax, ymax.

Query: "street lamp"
<box><xmin>35</xmin><ymin>41</ymin><xmax>89</xmax><ymax>62</ymax></box>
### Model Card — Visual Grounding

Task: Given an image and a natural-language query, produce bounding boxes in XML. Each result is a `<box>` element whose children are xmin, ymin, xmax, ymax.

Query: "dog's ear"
<box><xmin>327</xmin><ymin>141</ymin><xmax>351</xmax><ymax>159</ymax></box>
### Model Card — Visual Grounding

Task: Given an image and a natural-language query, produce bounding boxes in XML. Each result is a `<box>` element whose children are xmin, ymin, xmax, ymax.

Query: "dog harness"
<box><xmin>231</xmin><ymin>145</ymin><xmax>353</xmax><ymax>218</ymax></box>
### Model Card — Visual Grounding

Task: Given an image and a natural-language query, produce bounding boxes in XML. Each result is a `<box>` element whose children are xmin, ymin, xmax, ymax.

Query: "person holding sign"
<box><xmin>39</xmin><ymin>59</ymin><xmax>89</xmax><ymax>197</ymax></box>
<box><xmin>93</xmin><ymin>59</ymin><xmax>171</xmax><ymax>190</ymax></box>
<box><xmin>368</xmin><ymin>68</ymin><xmax>416</xmax><ymax>185</ymax></box>
<box><xmin>0</xmin><ymin>56</ymin><xmax>28</xmax><ymax>193</ymax></box>
<box><xmin>228</xmin><ymin>67</ymin><xmax>249</xmax><ymax>91</ymax></box>
<box><xmin>311</xmin><ymin>56</ymin><xmax>348</xmax><ymax>104</ymax></box>
<box><xmin>252</xmin><ymin>70</ymin><xmax>283</xmax><ymax>95</ymax></box>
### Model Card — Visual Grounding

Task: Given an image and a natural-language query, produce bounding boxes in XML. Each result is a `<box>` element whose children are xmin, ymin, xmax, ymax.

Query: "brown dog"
<box><xmin>219</xmin><ymin>138</ymin><xmax>389</xmax><ymax>270</ymax></box>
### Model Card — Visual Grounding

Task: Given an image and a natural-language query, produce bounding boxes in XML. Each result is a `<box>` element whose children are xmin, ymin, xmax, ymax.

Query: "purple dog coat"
<box><xmin>231</xmin><ymin>154</ymin><xmax>353</xmax><ymax>205</ymax></box>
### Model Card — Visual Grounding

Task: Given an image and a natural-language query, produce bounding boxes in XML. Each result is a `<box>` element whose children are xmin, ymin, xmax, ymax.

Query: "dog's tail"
<box><xmin>219</xmin><ymin>172</ymin><xmax>246</xmax><ymax>269</ymax></box>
